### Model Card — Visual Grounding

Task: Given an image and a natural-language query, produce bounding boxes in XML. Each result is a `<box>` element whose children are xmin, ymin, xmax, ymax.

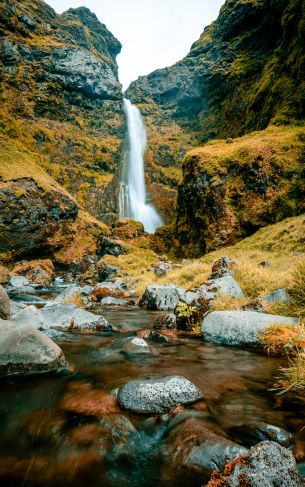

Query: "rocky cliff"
<box><xmin>127</xmin><ymin>0</ymin><xmax>305</xmax><ymax>253</ymax></box>
<box><xmin>0</xmin><ymin>0</ymin><xmax>126</xmax><ymax>263</ymax></box>
<box><xmin>0</xmin><ymin>0</ymin><xmax>124</xmax><ymax>230</ymax></box>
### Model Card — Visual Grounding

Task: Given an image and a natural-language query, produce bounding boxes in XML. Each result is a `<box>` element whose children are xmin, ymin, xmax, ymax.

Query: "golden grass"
<box><xmin>277</xmin><ymin>354</ymin><xmax>305</xmax><ymax>392</ymax></box>
<box><xmin>260</xmin><ymin>323</ymin><xmax>305</xmax><ymax>355</ymax></box>
<box><xmin>186</xmin><ymin>125</ymin><xmax>305</xmax><ymax>174</ymax></box>
<box><xmin>107</xmin><ymin>215</ymin><xmax>305</xmax><ymax>307</ymax></box>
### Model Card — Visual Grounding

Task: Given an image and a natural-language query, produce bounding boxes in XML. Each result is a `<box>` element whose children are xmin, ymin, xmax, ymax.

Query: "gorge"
<box><xmin>0</xmin><ymin>0</ymin><xmax>304</xmax><ymax>486</ymax></box>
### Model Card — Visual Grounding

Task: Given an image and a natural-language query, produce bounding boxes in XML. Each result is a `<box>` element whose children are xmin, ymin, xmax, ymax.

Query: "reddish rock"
<box><xmin>60</xmin><ymin>381</ymin><xmax>120</xmax><ymax>417</ymax></box>
<box><xmin>12</xmin><ymin>259</ymin><xmax>55</xmax><ymax>285</ymax></box>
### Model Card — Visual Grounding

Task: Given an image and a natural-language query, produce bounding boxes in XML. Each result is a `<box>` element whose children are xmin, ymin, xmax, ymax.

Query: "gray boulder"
<box><xmin>0</xmin><ymin>320</ymin><xmax>66</xmax><ymax>375</ymax></box>
<box><xmin>215</xmin><ymin>441</ymin><xmax>305</xmax><ymax>486</ymax></box>
<box><xmin>41</xmin><ymin>303</ymin><xmax>111</xmax><ymax>332</ymax></box>
<box><xmin>263</xmin><ymin>288</ymin><xmax>291</xmax><ymax>304</ymax></box>
<box><xmin>202</xmin><ymin>311</ymin><xmax>297</xmax><ymax>347</ymax></box>
<box><xmin>117</xmin><ymin>376</ymin><xmax>203</xmax><ymax>413</ymax></box>
<box><xmin>0</xmin><ymin>285</ymin><xmax>10</xmax><ymax>319</ymax></box>
<box><xmin>153</xmin><ymin>313</ymin><xmax>177</xmax><ymax>330</ymax></box>
<box><xmin>140</xmin><ymin>285</ymin><xmax>185</xmax><ymax>311</ymax></box>
<box><xmin>196</xmin><ymin>276</ymin><xmax>244</xmax><ymax>301</ymax></box>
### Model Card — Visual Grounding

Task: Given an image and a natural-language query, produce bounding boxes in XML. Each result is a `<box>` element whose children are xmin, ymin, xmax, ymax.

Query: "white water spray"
<box><xmin>119</xmin><ymin>98</ymin><xmax>163</xmax><ymax>233</ymax></box>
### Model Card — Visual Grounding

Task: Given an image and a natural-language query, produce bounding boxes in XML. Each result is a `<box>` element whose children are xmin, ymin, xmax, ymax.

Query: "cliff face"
<box><xmin>0</xmin><ymin>0</ymin><xmax>124</xmax><ymax>228</ymax></box>
<box><xmin>0</xmin><ymin>0</ymin><xmax>125</xmax><ymax>262</ymax></box>
<box><xmin>127</xmin><ymin>0</ymin><xmax>305</xmax><ymax>252</ymax></box>
<box><xmin>127</xmin><ymin>0</ymin><xmax>305</xmax><ymax>139</ymax></box>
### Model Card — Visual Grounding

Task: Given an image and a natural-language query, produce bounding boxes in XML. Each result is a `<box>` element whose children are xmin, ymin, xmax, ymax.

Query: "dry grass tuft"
<box><xmin>62</xmin><ymin>293</ymin><xmax>84</xmax><ymax>308</ymax></box>
<box><xmin>260</xmin><ymin>322</ymin><xmax>305</xmax><ymax>355</ymax></box>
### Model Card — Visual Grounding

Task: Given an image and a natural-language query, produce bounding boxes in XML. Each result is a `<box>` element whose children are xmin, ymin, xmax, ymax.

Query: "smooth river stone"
<box><xmin>117</xmin><ymin>375</ymin><xmax>203</xmax><ymax>414</ymax></box>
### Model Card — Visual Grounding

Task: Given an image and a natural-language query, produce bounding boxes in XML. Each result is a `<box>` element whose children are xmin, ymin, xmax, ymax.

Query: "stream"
<box><xmin>0</xmin><ymin>307</ymin><xmax>305</xmax><ymax>486</ymax></box>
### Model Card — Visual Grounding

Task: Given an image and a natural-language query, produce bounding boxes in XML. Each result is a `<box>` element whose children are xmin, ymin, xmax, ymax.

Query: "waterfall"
<box><xmin>119</xmin><ymin>98</ymin><xmax>163</xmax><ymax>233</ymax></box>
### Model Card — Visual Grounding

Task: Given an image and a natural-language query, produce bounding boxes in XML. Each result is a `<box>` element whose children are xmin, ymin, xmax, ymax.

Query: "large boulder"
<box><xmin>140</xmin><ymin>285</ymin><xmax>186</xmax><ymax>311</ymax></box>
<box><xmin>0</xmin><ymin>320</ymin><xmax>66</xmax><ymax>375</ymax></box>
<box><xmin>12</xmin><ymin>303</ymin><xmax>112</xmax><ymax>333</ymax></box>
<box><xmin>41</xmin><ymin>303</ymin><xmax>111</xmax><ymax>332</ymax></box>
<box><xmin>117</xmin><ymin>376</ymin><xmax>203</xmax><ymax>413</ymax></box>
<box><xmin>0</xmin><ymin>285</ymin><xmax>10</xmax><ymax>320</ymax></box>
<box><xmin>207</xmin><ymin>441</ymin><xmax>305</xmax><ymax>486</ymax></box>
<box><xmin>202</xmin><ymin>311</ymin><xmax>297</xmax><ymax>347</ymax></box>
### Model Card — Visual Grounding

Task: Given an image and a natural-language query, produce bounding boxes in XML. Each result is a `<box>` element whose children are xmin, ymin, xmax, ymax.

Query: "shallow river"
<box><xmin>0</xmin><ymin>308</ymin><xmax>304</xmax><ymax>487</ymax></box>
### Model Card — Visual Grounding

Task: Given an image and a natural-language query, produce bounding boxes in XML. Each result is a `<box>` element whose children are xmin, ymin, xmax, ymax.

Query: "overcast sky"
<box><xmin>48</xmin><ymin>0</ymin><xmax>225</xmax><ymax>90</ymax></box>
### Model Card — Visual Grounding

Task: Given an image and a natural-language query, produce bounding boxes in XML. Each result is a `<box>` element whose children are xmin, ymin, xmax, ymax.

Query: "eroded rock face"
<box><xmin>0</xmin><ymin>320</ymin><xmax>66</xmax><ymax>375</ymax></box>
<box><xmin>117</xmin><ymin>376</ymin><xmax>203</xmax><ymax>414</ymax></box>
<box><xmin>202</xmin><ymin>311</ymin><xmax>297</xmax><ymax>347</ymax></box>
<box><xmin>207</xmin><ymin>441</ymin><xmax>305</xmax><ymax>487</ymax></box>
<box><xmin>0</xmin><ymin>179</ymin><xmax>78</xmax><ymax>258</ymax></box>
<box><xmin>11</xmin><ymin>259</ymin><xmax>55</xmax><ymax>286</ymax></box>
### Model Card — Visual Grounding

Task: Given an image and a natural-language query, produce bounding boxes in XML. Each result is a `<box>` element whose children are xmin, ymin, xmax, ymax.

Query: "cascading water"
<box><xmin>119</xmin><ymin>98</ymin><xmax>163</xmax><ymax>233</ymax></box>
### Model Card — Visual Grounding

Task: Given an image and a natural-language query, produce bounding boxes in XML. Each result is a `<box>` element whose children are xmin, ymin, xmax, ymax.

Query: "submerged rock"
<box><xmin>153</xmin><ymin>313</ymin><xmax>177</xmax><ymax>330</ymax></box>
<box><xmin>202</xmin><ymin>311</ymin><xmax>297</xmax><ymax>347</ymax></box>
<box><xmin>162</xmin><ymin>416</ymin><xmax>247</xmax><ymax>486</ymax></box>
<box><xmin>228</xmin><ymin>422</ymin><xmax>293</xmax><ymax>448</ymax></box>
<box><xmin>207</xmin><ymin>441</ymin><xmax>305</xmax><ymax>486</ymax></box>
<box><xmin>117</xmin><ymin>376</ymin><xmax>203</xmax><ymax>414</ymax></box>
<box><xmin>0</xmin><ymin>320</ymin><xmax>66</xmax><ymax>375</ymax></box>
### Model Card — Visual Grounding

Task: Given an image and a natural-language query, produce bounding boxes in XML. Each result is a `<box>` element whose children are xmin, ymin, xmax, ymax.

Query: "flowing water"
<box><xmin>119</xmin><ymin>99</ymin><xmax>163</xmax><ymax>233</ymax></box>
<box><xmin>1</xmin><ymin>308</ymin><xmax>305</xmax><ymax>487</ymax></box>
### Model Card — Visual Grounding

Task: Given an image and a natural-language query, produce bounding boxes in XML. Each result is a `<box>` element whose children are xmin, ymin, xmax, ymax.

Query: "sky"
<box><xmin>48</xmin><ymin>0</ymin><xmax>225</xmax><ymax>90</ymax></box>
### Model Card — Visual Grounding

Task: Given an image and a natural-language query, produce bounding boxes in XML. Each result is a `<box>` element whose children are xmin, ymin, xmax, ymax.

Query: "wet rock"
<box><xmin>0</xmin><ymin>321</ymin><xmax>66</xmax><ymax>375</ymax></box>
<box><xmin>207</xmin><ymin>441</ymin><xmax>305</xmax><ymax>486</ymax></box>
<box><xmin>202</xmin><ymin>311</ymin><xmax>297</xmax><ymax>347</ymax></box>
<box><xmin>41</xmin><ymin>303</ymin><xmax>112</xmax><ymax>332</ymax></box>
<box><xmin>162</xmin><ymin>416</ymin><xmax>247</xmax><ymax>486</ymax></box>
<box><xmin>140</xmin><ymin>285</ymin><xmax>185</xmax><ymax>311</ymax></box>
<box><xmin>121</xmin><ymin>337</ymin><xmax>151</xmax><ymax>355</ymax></box>
<box><xmin>11</xmin><ymin>259</ymin><xmax>55</xmax><ymax>286</ymax></box>
<box><xmin>228</xmin><ymin>422</ymin><xmax>293</xmax><ymax>448</ymax></box>
<box><xmin>0</xmin><ymin>285</ymin><xmax>10</xmax><ymax>320</ymax></box>
<box><xmin>153</xmin><ymin>313</ymin><xmax>177</xmax><ymax>330</ymax></box>
<box><xmin>263</xmin><ymin>288</ymin><xmax>291</xmax><ymax>304</ymax></box>
<box><xmin>149</xmin><ymin>331</ymin><xmax>169</xmax><ymax>343</ymax></box>
<box><xmin>117</xmin><ymin>376</ymin><xmax>203</xmax><ymax>414</ymax></box>
<box><xmin>100</xmin><ymin>297</ymin><xmax>131</xmax><ymax>306</ymax></box>
<box><xmin>153</xmin><ymin>262</ymin><xmax>173</xmax><ymax>277</ymax></box>
<box><xmin>7</xmin><ymin>275</ymin><xmax>36</xmax><ymax>298</ymax></box>
<box><xmin>209</xmin><ymin>256</ymin><xmax>235</xmax><ymax>279</ymax></box>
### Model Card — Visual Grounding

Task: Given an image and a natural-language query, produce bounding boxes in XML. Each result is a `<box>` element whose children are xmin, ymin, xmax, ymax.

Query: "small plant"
<box><xmin>276</xmin><ymin>354</ymin><xmax>305</xmax><ymax>393</ymax></box>
<box><xmin>62</xmin><ymin>293</ymin><xmax>84</xmax><ymax>308</ymax></box>
<box><xmin>175</xmin><ymin>301</ymin><xmax>201</xmax><ymax>331</ymax></box>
